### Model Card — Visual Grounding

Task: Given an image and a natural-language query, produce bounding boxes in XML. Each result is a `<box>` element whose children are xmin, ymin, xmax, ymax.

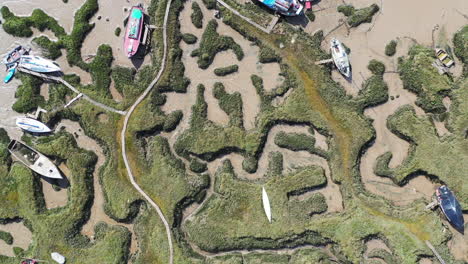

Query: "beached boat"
<box><xmin>51</xmin><ymin>252</ymin><xmax>66</xmax><ymax>264</ymax></box>
<box><xmin>124</xmin><ymin>4</ymin><xmax>145</xmax><ymax>58</ymax></box>
<box><xmin>330</xmin><ymin>38</ymin><xmax>351</xmax><ymax>78</ymax></box>
<box><xmin>257</xmin><ymin>0</ymin><xmax>304</xmax><ymax>16</ymax></box>
<box><xmin>435</xmin><ymin>48</ymin><xmax>454</xmax><ymax>68</ymax></box>
<box><xmin>2</xmin><ymin>45</ymin><xmax>30</xmax><ymax>66</ymax></box>
<box><xmin>4</xmin><ymin>65</ymin><xmax>17</xmax><ymax>83</ymax></box>
<box><xmin>436</xmin><ymin>185</ymin><xmax>464</xmax><ymax>232</ymax></box>
<box><xmin>262</xmin><ymin>187</ymin><xmax>272</xmax><ymax>223</ymax></box>
<box><xmin>7</xmin><ymin>140</ymin><xmax>62</xmax><ymax>179</ymax></box>
<box><xmin>18</xmin><ymin>55</ymin><xmax>61</xmax><ymax>73</ymax></box>
<box><xmin>21</xmin><ymin>259</ymin><xmax>39</xmax><ymax>264</ymax></box>
<box><xmin>16</xmin><ymin>117</ymin><xmax>52</xmax><ymax>134</ymax></box>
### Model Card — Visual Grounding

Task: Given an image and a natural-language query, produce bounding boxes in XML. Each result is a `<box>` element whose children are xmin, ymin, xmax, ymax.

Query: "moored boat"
<box><xmin>21</xmin><ymin>259</ymin><xmax>39</xmax><ymax>264</ymax></box>
<box><xmin>258</xmin><ymin>0</ymin><xmax>304</xmax><ymax>16</ymax></box>
<box><xmin>436</xmin><ymin>185</ymin><xmax>464</xmax><ymax>232</ymax></box>
<box><xmin>4</xmin><ymin>64</ymin><xmax>17</xmax><ymax>83</ymax></box>
<box><xmin>2</xmin><ymin>45</ymin><xmax>30</xmax><ymax>66</ymax></box>
<box><xmin>435</xmin><ymin>48</ymin><xmax>454</xmax><ymax>68</ymax></box>
<box><xmin>16</xmin><ymin>117</ymin><xmax>52</xmax><ymax>134</ymax></box>
<box><xmin>51</xmin><ymin>252</ymin><xmax>66</xmax><ymax>264</ymax></box>
<box><xmin>262</xmin><ymin>187</ymin><xmax>272</xmax><ymax>223</ymax></box>
<box><xmin>7</xmin><ymin>140</ymin><xmax>62</xmax><ymax>179</ymax></box>
<box><xmin>330</xmin><ymin>38</ymin><xmax>351</xmax><ymax>78</ymax></box>
<box><xmin>124</xmin><ymin>4</ymin><xmax>145</xmax><ymax>58</ymax></box>
<box><xmin>18</xmin><ymin>55</ymin><xmax>61</xmax><ymax>73</ymax></box>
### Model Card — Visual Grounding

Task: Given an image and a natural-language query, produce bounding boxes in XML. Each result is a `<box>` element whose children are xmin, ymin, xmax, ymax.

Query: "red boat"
<box><xmin>124</xmin><ymin>4</ymin><xmax>144</xmax><ymax>58</ymax></box>
<box><xmin>21</xmin><ymin>259</ymin><xmax>38</xmax><ymax>264</ymax></box>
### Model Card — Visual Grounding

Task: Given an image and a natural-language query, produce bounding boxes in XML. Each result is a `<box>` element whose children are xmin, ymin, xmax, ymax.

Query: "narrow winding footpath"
<box><xmin>120</xmin><ymin>0</ymin><xmax>174</xmax><ymax>263</ymax></box>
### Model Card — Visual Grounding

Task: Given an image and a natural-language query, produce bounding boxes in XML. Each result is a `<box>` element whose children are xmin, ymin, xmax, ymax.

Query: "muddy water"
<box><xmin>57</xmin><ymin>120</ymin><xmax>138</xmax><ymax>254</ymax></box>
<box><xmin>0</xmin><ymin>222</ymin><xmax>32</xmax><ymax>257</ymax></box>
<box><xmin>81</xmin><ymin>0</ymin><xmax>151</xmax><ymax>68</ymax></box>
<box><xmin>1</xmin><ymin>0</ymin><xmax>87</xmax><ymax>33</ymax></box>
<box><xmin>364</xmin><ymin>238</ymin><xmax>390</xmax><ymax>263</ymax></box>
<box><xmin>178</xmin><ymin>0</ymin><xmax>283</xmax><ymax>130</ymax></box>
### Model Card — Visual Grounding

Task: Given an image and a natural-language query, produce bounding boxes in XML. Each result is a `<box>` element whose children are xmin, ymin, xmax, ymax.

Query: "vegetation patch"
<box><xmin>385</xmin><ymin>40</ymin><xmax>397</xmax><ymax>56</ymax></box>
<box><xmin>0</xmin><ymin>230</ymin><xmax>13</xmax><ymax>245</ymax></box>
<box><xmin>213</xmin><ymin>64</ymin><xmax>239</xmax><ymax>76</ymax></box>
<box><xmin>274</xmin><ymin>131</ymin><xmax>328</xmax><ymax>158</ymax></box>
<box><xmin>337</xmin><ymin>4</ymin><xmax>379</xmax><ymax>27</ymax></box>
<box><xmin>191</xmin><ymin>19</ymin><xmax>244</xmax><ymax>69</ymax></box>
<box><xmin>191</xmin><ymin>2</ymin><xmax>203</xmax><ymax>28</ymax></box>
<box><xmin>213</xmin><ymin>82</ymin><xmax>244</xmax><ymax>128</ymax></box>
<box><xmin>181</xmin><ymin>33</ymin><xmax>197</xmax><ymax>44</ymax></box>
<box><xmin>398</xmin><ymin>45</ymin><xmax>453</xmax><ymax>113</ymax></box>
<box><xmin>114</xmin><ymin>27</ymin><xmax>121</xmax><ymax>36</ymax></box>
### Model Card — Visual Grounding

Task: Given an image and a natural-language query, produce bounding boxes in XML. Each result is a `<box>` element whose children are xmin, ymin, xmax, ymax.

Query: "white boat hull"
<box><xmin>330</xmin><ymin>38</ymin><xmax>351</xmax><ymax>78</ymax></box>
<box><xmin>262</xmin><ymin>187</ymin><xmax>272</xmax><ymax>223</ymax></box>
<box><xmin>16</xmin><ymin>117</ymin><xmax>52</xmax><ymax>133</ymax></box>
<box><xmin>19</xmin><ymin>55</ymin><xmax>61</xmax><ymax>73</ymax></box>
<box><xmin>7</xmin><ymin>140</ymin><xmax>62</xmax><ymax>179</ymax></box>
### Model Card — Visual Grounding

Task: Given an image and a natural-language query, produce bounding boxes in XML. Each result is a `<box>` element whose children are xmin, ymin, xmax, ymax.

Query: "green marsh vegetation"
<box><xmin>385</xmin><ymin>40</ymin><xmax>397</xmax><ymax>56</ymax></box>
<box><xmin>337</xmin><ymin>4</ymin><xmax>380</xmax><ymax>28</ymax></box>
<box><xmin>181</xmin><ymin>33</ymin><xmax>198</xmax><ymax>44</ymax></box>
<box><xmin>191</xmin><ymin>2</ymin><xmax>203</xmax><ymax>28</ymax></box>
<box><xmin>213</xmin><ymin>64</ymin><xmax>239</xmax><ymax>76</ymax></box>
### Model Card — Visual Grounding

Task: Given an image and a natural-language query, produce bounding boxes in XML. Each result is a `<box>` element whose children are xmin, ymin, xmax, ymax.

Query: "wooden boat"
<box><xmin>2</xmin><ymin>45</ymin><xmax>30</xmax><ymax>66</ymax></box>
<box><xmin>436</xmin><ymin>185</ymin><xmax>464</xmax><ymax>232</ymax></box>
<box><xmin>18</xmin><ymin>55</ymin><xmax>61</xmax><ymax>73</ymax></box>
<box><xmin>258</xmin><ymin>0</ymin><xmax>304</xmax><ymax>16</ymax></box>
<box><xmin>4</xmin><ymin>65</ymin><xmax>17</xmax><ymax>83</ymax></box>
<box><xmin>51</xmin><ymin>252</ymin><xmax>66</xmax><ymax>264</ymax></box>
<box><xmin>7</xmin><ymin>140</ymin><xmax>62</xmax><ymax>179</ymax></box>
<box><xmin>124</xmin><ymin>4</ymin><xmax>145</xmax><ymax>58</ymax></box>
<box><xmin>16</xmin><ymin>117</ymin><xmax>52</xmax><ymax>134</ymax></box>
<box><xmin>435</xmin><ymin>48</ymin><xmax>454</xmax><ymax>68</ymax></box>
<box><xmin>262</xmin><ymin>187</ymin><xmax>272</xmax><ymax>223</ymax></box>
<box><xmin>330</xmin><ymin>38</ymin><xmax>351</xmax><ymax>78</ymax></box>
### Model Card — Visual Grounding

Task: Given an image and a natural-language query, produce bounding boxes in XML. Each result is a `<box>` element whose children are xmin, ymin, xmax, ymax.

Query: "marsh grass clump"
<box><xmin>191</xmin><ymin>2</ymin><xmax>203</xmax><ymax>28</ymax></box>
<box><xmin>202</xmin><ymin>0</ymin><xmax>217</xmax><ymax>9</ymax></box>
<box><xmin>290</xmin><ymin>193</ymin><xmax>328</xmax><ymax>216</ymax></box>
<box><xmin>191</xmin><ymin>20</ymin><xmax>244</xmax><ymax>69</ymax></box>
<box><xmin>181</xmin><ymin>33</ymin><xmax>197</xmax><ymax>44</ymax></box>
<box><xmin>189</xmin><ymin>158</ymin><xmax>208</xmax><ymax>173</ymax></box>
<box><xmin>367</xmin><ymin>59</ymin><xmax>386</xmax><ymax>75</ymax></box>
<box><xmin>12</xmin><ymin>74</ymin><xmax>45</xmax><ymax>113</ymax></box>
<box><xmin>337</xmin><ymin>4</ymin><xmax>379</xmax><ymax>27</ymax></box>
<box><xmin>213</xmin><ymin>82</ymin><xmax>244</xmax><ymax>127</ymax></box>
<box><xmin>0</xmin><ymin>231</ymin><xmax>13</xmax><ymax>245</ymax></box>
<box><xmin>398</xmin><ymin>45</ymin><xmax>452</xmax><ymax>113</ymax></box>
<box><xmin>274</xmin><ymin>131</ymin><xmax>328</xmax><ymax>158</ymax></box>
<box><xmin>258</xmin><ymin>45</ymin><xmax>281</xmax><ymax>63</ymax></box>
<box><xmin>33</xmin><ymin>36</ymin><xmax>62</xmax><ymax>59</ymax></box>
<box><xmin>213</xmin><ymin>64</ymin><xmax>239</xmax><ymax>76</ymax></box>
<box><xmin>114</xmin><ymin>27</ymin><xmax>121</xmax><ymax>36</ymax></box>
<box><xmin>385</xmin><ymin>40</ymin><xmax>397</xmax><ymax>56</ymax></box>
<box><xmin>305</xmin><ymin>10</ymin><xmax>315</xmax><ymax>22</ymax></box>
<box><xmin>353</xmin><ymin>60</ymin><xmax>389</xmax><ymax>109</ymax></box>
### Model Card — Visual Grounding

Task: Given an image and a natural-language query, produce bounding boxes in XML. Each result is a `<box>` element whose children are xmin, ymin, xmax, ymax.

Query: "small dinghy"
<box><xmin>19</xmin><ymin>55</ymin><xmax>61</xmax><ymax>73</ymax></box>
<box><xmin>16</xmin><ymin>117</ymin><xmax>52</xmax><ymax>133</ymax></box>
<box><xmin>124</xmin><ymin>4</ymin><xmax>145</xmax><ymax>58</ymax></box>
<box><xmin>2</xmin><ymin>45</ymin><xmax>30</xmax><ymax>66</ymax></box>
<box><xmin>21</xmin><ymin>259</ymin><xmax>39</xmax><ymax>264</ymax></box>
<box><xmin>436</xmin><ymin>185</ymin><xmax>464</xmax><ymax>232</ymax></box>
<box><xmin>7</xmin><ymin>140</ymin><xmax>62</xmax><ymax>179</ymax></box>
<box><xmin>330</xmin><ymin>38</ymin><xmax>351</xmax><ymax>78</ymax></box>
<box><xmin>262</xmin><ymin>187</ymin><xmax>272</xmax><ymax>223</ymax></box>
<box><xmin>258</xmin><ymin>0</ymin><xmax>304</xmax><ymax>16</ymax></box>
<box><xmin>4</xmin><ymin>64</ymin><xmax>17</xmax><ymax>83</ymax></box>
<box><xmin>51</xmin><ymin>252</ymin><xmax>66</xmax><ymax>264</ymax></box>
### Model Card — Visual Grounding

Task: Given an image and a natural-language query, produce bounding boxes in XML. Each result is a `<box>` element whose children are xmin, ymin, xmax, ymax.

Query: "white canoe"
<box><xmin>16</xmin><ymin>117</ymin><xmax>52</xmax><ymax>133</ymax></box>
<box><xmin>19</xmin><ymin>55</ymin><xmax>61</xmax><ymax>73</ymax></box>
<box><xmin>330</xmin><ymin>38</ymin><xmax>351</xmax><ymax>78</ymax></box>
<box><xmin>7</xmin><ymin>140</ymin><xmax>62</xmax><ymax>179</ymax></box>
<box><xmin>51</xmin><ymin>252</ymin><xmax>66</xmax><ymax>264</ymax></box>
<box><xmin>262</xmin><ymin>187</ymin><xmax>272</xmax><ymax>223</ymax></box>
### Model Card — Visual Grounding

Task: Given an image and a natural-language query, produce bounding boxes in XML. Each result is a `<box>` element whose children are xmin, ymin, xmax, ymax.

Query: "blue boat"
<box><xmin>257</xmin><ymin>0</ymin><xmax>304</xmax><ymax>16</ymax></box>
<box><xmin>436</xmin><ymin>185</ymin><xmax>464</xmax><ymax>232</ymax></box>
<box><xmin>4</xmin><ymin>66</ymin><xmax>16</xmax><ymax>83</ymax></box>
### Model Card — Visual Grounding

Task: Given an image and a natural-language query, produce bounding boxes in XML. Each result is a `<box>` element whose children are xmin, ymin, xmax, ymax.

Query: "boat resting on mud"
<box><xmin>262</xmin><ymin>187</ymin><xmax>272</xmax><ymax>223</ymax></box>
<box><xmin>435</xmin><ymin>48</ymin><xmax>454</xmax><ymax>68</ymax></box>
<box><xmin>4</xmin><ymin>64</ymin><xmax>17</xmax><ymax>83</ymax></box>
<box><xmin>2</xmin><ymin>45</ymin><xmax>30</xmax><ymax>66</ymax></box>
<box><xmin>7</xmin><ymin>140</ymin><xmax>62</xmax><ymax>179</ymax></box>
<box><xmin>18</xmin><ymin>55</ymin><xmax>61</xmax><ymax>73</ymax></box>
<box><xmin>257</xmin><ymin>0</ymin><xmax>304</xmax><ymax>16</ymax></box>
<box><xmin>16</xmin><ymin>117</ymin><xmax>52</xmax><ymax>134</ymax></box>
<box><xmin>436</xmin><ymin>185</ymin><xmax>464</xmax><ymax>232</ymax></box>
<box><xmin>330</xmin><ymin>38</ymin><xmax>351</xmax><ymax>78</ymax></box>
<box><xmin>124</xmin><ymin>4</ymin><xmax>145</xmax><ymax>58</ymax></box>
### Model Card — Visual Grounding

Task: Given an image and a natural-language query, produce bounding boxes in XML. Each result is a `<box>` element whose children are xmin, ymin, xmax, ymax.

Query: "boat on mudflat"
<box><xmin>16</xmin><ymin>117</ymin><xmax>52</xmax><ymax>134</ymax></box>
<box><xmin>262</xmin><ymin>187</ymin><xmax>272</xmax><ymax>223</ymax></box>
<box><xmin>7</xmin><ymin>140</ymin><xmax>62</xmax><ymax>179</ymax></box>
<box><xmin>436</xmin><ymin>185</ymin><xmax>464</xmax><ymax>232</ymax></box>
<box><xmin>4</xmin><ymin>64</ymin><xmax>17</xmax><ymax>83</ymax></box>
<box><xmin>330</xmin><ymin>38</ymin><xmax>351</xmax><ymax>78</ymax></box>
<box><xmin>124</xmin><ymin>4</ymin><xmax>145</xmax><ymax>58</ymax></box>
<box><xmin>257</xmin><ymin>0</ymin><xmax>303</xmax><ymax>16</ymax></box>
<box><xmin>18</xmin><ymin>55</ymin><xmax>61</xmax><ymax>73</ymax></box>
<box><xmin>2</xmin><ymin>45</ymin><xmax>30</xmax><ymax>66</ymax></box>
